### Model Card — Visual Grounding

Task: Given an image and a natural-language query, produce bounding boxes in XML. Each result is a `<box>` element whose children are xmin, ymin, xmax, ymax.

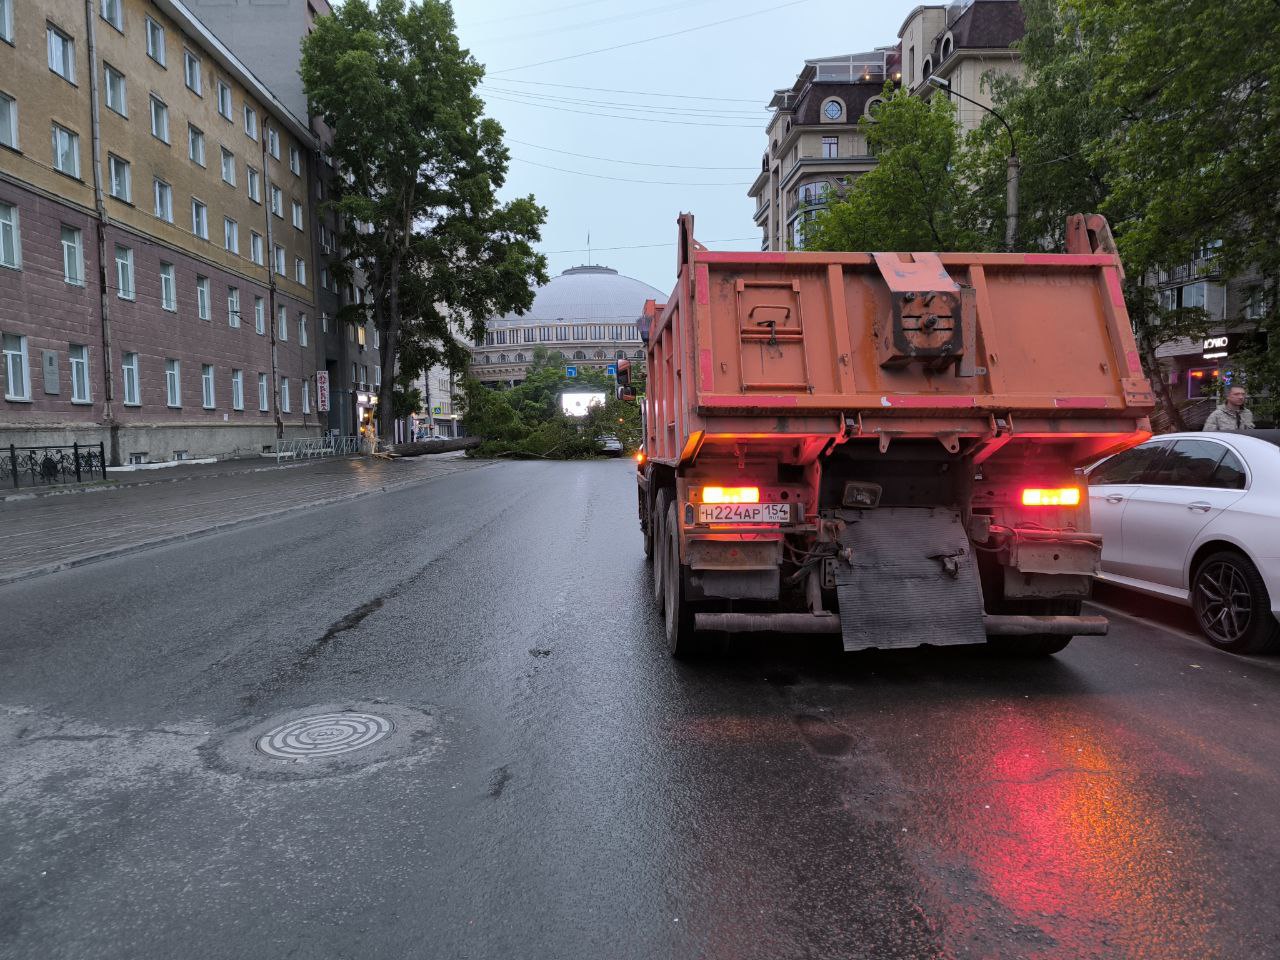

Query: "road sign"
<box><xmin>315</xmin><ymin>370</ymin><xmax>330</xmax><ymax>412</ymax></box>
<box><xmin>606</xmin><ymin>364</ymin><xmax>617</xmax><ymax>377</ymax></box>
<box><xmin>566</xmin><ymin>365</ymin><xmax>577</xmax><ymax>378</ymax></box>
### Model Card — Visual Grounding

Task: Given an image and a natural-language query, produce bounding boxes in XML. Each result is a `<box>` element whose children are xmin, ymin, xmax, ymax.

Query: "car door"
<box><xmin>1119</xmin><ymin>438</ymin><xmax>1249</xmax><ymax>588</ymax></box>
<box><xmin>1086</xmin><ymin>441</ymin><xmax>1170</xmax><ymax>573</ymax></box>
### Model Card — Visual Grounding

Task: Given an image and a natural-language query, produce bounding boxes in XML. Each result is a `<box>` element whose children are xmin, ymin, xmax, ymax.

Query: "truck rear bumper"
<box><xmin>693</xmin><ymin>612</ymin><xmax>1108</xmax><ymax>638</ymax></box>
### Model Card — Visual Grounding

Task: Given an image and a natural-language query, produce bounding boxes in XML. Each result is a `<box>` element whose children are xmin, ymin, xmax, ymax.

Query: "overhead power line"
<box><xmin>490</xmin><ymin>0</ymin><xmax>816</xmax><ymax>74</ymax></box>
<box><xmin>461</xmin><ymin>0</ymin><xmax>611</xmax><ymax>28</ymax></box>
<box><xmin>481</xmin><ymin>83</ymin><xmax>764</xmax><ymax>118</ymax></box>
<box><xmin>511</xmin><ymin>155</ymin><xmax>751</xmax><ymax>186</ymax></box>
<box><xmin>482</xmin><ymin>77</ymin><xmax>762</xmax><ymax>104</ymax></box>
<box><xmin>542</xmin><ymin>237</ymin><xmax>758</xmax><ymax>254</ymax></box>
<box><xmin>483</xmin><ymin>92</ymin><xmax>761</xmax><ymax>128</ymax></box>
<box><xmin>473</xmin><ymin>0</ymin><xmax>721</xmax><ymax>44</ymax></box>
<box><xmin>506</xmin><ymin>138</ymin><xmax>757</xmax><ymax>171</ymax></box>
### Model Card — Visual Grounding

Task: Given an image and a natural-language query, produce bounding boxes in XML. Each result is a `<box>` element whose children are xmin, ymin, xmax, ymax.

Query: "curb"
<box><xmin>0</xmin><ymin>459</ymin><xmax>494</xmax><ymax>587</ymax></box>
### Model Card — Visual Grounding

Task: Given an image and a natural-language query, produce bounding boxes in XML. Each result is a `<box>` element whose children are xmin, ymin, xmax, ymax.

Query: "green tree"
<box><xmin>301</xmin><ymin>0</ymin><xmax>548</xmax><ymax>442</ymax></box>
<box><xmin>805</xmin><ymin>87</ymin><xmax>991</xmax><ymax>252</ymax></box>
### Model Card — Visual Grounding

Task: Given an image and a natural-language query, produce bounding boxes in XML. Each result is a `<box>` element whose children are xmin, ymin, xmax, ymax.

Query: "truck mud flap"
<box><xmin>834</xmin><ymin>507</ymin><xmax>986</xmax><ymax>652</ymax></box>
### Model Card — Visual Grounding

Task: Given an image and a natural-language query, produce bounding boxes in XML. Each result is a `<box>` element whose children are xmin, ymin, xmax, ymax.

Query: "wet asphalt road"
<box><xmin>3</xmin><ymin>459</ymin><xmax>1280</xmax><ymax>960</ymax></box>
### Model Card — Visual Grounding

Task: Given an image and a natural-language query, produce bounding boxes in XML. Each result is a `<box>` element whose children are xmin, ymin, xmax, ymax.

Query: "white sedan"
<box><xmin>1087</xmin><ymin>431</ymin><xmax>1280</xmax><ymax>653</ymax></box>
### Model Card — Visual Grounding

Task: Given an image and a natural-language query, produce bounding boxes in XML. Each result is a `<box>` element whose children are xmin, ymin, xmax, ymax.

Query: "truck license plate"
<box><xmin>697</xmin><ymin>503</ymin><xmax>790</xmax><ymax>524</ymax></box>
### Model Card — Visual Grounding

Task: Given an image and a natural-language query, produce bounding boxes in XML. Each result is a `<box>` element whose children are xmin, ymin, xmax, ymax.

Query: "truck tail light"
<box><xmin>701</xmin><ymin>486</ymin><xmax>760</xmax><ymax>504</ymax></box>
<box><xmin>1021</xmin><ymin>487</ymin><xmax>1081</xmax><ymax>507</ymax></box>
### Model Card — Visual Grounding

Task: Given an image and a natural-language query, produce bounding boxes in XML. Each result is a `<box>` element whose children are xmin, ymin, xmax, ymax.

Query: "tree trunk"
<box><xmin>377</xmin><ymin>254</ymin><xmax>401</xmax><ymax>443</ymax></box>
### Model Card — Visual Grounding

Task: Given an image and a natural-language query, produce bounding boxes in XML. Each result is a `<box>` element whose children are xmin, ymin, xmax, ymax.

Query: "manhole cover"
<box><xmin>255</xmin><ymin>712</ymin><xmax>393</xmax><ymax>760</ymax></box>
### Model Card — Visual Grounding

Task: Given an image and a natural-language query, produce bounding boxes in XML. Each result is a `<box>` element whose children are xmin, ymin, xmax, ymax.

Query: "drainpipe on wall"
<box><xmin>261</xmin><ymin>124</ymin><xmax>283</xmax><ymax>441</ymax></box>
<box><xmin>84</xmin><ymin>0</ymin><xmax>119</xmax><ymax>465</ymax></box>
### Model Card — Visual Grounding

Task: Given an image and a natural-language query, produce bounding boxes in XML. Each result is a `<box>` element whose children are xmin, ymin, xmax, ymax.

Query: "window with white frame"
<box><xmin>247</xmin><ymin>166</ymin><xmax>261</xmax><ymax>203</ymax></box>
<box><xmin>114</xmin><ymin>245</ymin><xmax>134</xmax><ymax>300</ymax></box>
<box><xmin>52</xmin><ymin>123</ymin><xmax>80</xmax><ymax>177</ymax></box>
<box><xmin>121</xmin><ymin>351</ymin><xmax>140</xmax><ymax>405</ymax></box>
<box><xmin>183</xmin><ymin>50</ymin><xmax>201</xmax><ymax>95</ymax></box>
<box><xmin>254</xmin><ymin>296</ymin><xmax>265</xmax><ymax>334</ymax></box>
<box><xmin>61</xmin><ymin>225</ymin><xmax>84</xmax><ymax>284</ymax></box>
<box><xmin>201</xmin><ymin>364</ymin><xmax>215</xmax><ymax>408</ymax></box>
<box><xmin>320</xmin><ymin>313</ymin><xmax>329</xmax><ymax>334</ymax></box>
<box><xmin>150</xmin><ymin>96</ymin><xmax>169</xmax><ymax>142</ymax></box>
<box><xmin>373</xmin><ymin>327</ymin><xmax>379</xmax><ymax>349</ymax></box>
<box><xmin>270</xmin><ymin>185</ymin><xmax>282</xmax><ymax>217</ymax></box>
<box><xmin>320</xmin><ymin>267</ymin><xmax>329</xmax><ymax>291</ymax></box>
<box><xmin>243</xmin><ymin>105</ymin><xmax>257</xmax><ymax>140</ymax></box>
<box><xmin>159</xmin><ymin>261</ymin><xmax>176</xmax><ymax>310</ymax></box>
<box><xmin>0</xmin><ymin>0</ymin><xmax>12</xmax><ymax>43</ymax></box>
<box><xmin>188</xmin><ymin>124</ymin><xmax>204</xmax><ymax>165</ymax></box>
<box><xmin>47</xmin><ymin>25</ymin><xmax>75</xmax><ymax>83</ymax></box>
<box><xmin>196</xmin><ymin>275</ymin><xmax>210</xmax><ymax>319</ymax></box>
<box><xmin>258</xmin><ymin>372</ymin><xmax>268</xmax><ymax>410</ymax></box>
<box><xmin>104</xmin><ymin>64</ymin><xmax>127</xmax><ymax>116</ymax></box>
<box><xmin>266</xmin><ymin>127</ymin><xmax>279</xmax><ymax>159</ymax></box>
<box><xmin>277</xmin><ymin>304</ymin><xmax>288</xmax><ymax>341</ymax></box>
<box><xmin>70</xmin><ymin>344</ymin><xmax>91</xmax><ymax>402</ymax></box>
<box><xmin>108</xmin><ymin>154</ymin><xmax>130</xmax><ymax>202</ymax></box>
<box><xmin>374</xmin><ymin>365</ymin><xmax>381</xmax><ymax>388</ymax></box>
<box><xmin>227</xmin><ymin>286</ymin><xmax>240</xmax><ymax>327</ymax></box>
<box><xmin>165</xmin><ymin>358</ymin><xmax>181</xmax><ymax>406</ymax></box>
<box><xmin>101</xmin><ymin>0</ymin><xmax>123</xmax><ymax>31</ymax></box>
<box><xmin>280</xmin><ymin>376</ymin><xmax>290</xmax><ymax>412</ymax></box>
<box><xmin>299</xmin><ymin>313</ymin><xmax>308</xmax><ymax>346</ymax></box>
<box><xmin>220</xmin><ymin>147</ymin><xmax>236</xmax><ymax>185</ymax></box>
<box><xmin>294</xmin><ymin>258</ymin><xmax>306</xmax><ymax>285</ymax></box>
<box><xmin>223</xmin><ymin>217</ymin><xmax>238</xmax><ymax>254</ymax></box>
<box><xmin>216</xmin><ymin>80</ymin><xmax>232</xmax><ymax>120</ymax></box>
<box><xmin>191</xmin><ymin>198</ymin><xmax>208</xmax><ymax>239</ymax></box>
<box><xmin>231</xmin><ymin>369</ymin><xmax>244</xmax><ymax>410</ymax></box>
<box><xmin>302</xmin><ymin>379</ymin><xmax>310</xmax><ymax>414</ymax></box>
<box><xmin>291</xmin><ymin>200</ymin><xmax>303</xmax><ymax>229</ymax></box>
<box><xmin>153</xmin><ymin>178</ymin><xmax>172</xmax><ymax>221</ymax></box>
<box><xmin>289</xmin><ymin>145</ymin><xmax>300</xmax><ymax>175</ymax></box>
<box><xmin>273</xmin><ymin>244</ymin><xmax>285</xmax><ymax>275</ymax></box>
<box><xmin>0</xmin><ymin>93</ymin><xmax>16</xmax><ymax>150</ymax></box>
<box><xmin>0</xmin><ymin>202</ymin><xmax>21</xmax><ymax>269</ymax></box>
<box><xmin>250</xmin><ymin>231</ymin><xmax>264</xmax><ymax>265</ymax></box>
<box><xmin>3</xmin><ymin>333</ymin><xmax>29</xmax><ymax>400</ymax></box>
<box><xmin>145</xmin><ymin>17</ymin><xmax>165</xmax><ymax>65</ymax></box>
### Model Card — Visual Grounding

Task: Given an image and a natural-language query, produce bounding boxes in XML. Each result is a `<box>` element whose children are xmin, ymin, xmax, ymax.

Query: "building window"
<box><xmin>47</xmin><ymin>25</ymin><xmax>75</xmax><ymax>83</ymax></box>
<box><xmin>160</xmin><ymin>262</ymin><xmax>176</xmax><ymax>311</ymax></box>
<box><xmin>101</xmin><ymin>0</ymin><xmax>123</xmax><ymax>31</ymax></box>
<box><xmin>153</xmin><ymin>177</ymin><xmax>173</xmax><ymax>222</ymax></box>
<box><xmin>114</xmin><ymin>245</ymin><xmax>134</xmax><ymax>300</ymax></box>
<box><xmin>250</xmin><ymin>231</ymin><xmax>264</xmax><ymax>265</ymax></box>
<box><xmin>201</xmin><ymin>364</ymin><xmax>215</xmax><ymax>408</ymax></box>
<box><xmin>191</xmin><ymin>199</ymin><xmax>208</xmax><ymax>239</ymax></box>
<box><xmin>247</xmin><ymin>166</ymin><xmax>261</xmax><ymax>203</ymax></box>
<box><xmin>374</xmin><ymin>366</ymin><xmax>380</xmax><ymax>387</ymax></box>
<box><xmin>320</xmin><ymin>312</ymin><xmax>329</xmax><ymax>334</ymax></box>
<box><xmin>150</xmin><ymin>96</ymin><xmax>169</xmax><ymax>142</ymax></box>
<box><xmin>220</xmin><ymin>147</ymin><xmax>236</xmax><ymax>185</ymax></box>
<box><xmin>280</xmin><ymin>377</ymin><xmax>290</xmax><ymax>412</ymax></box>
<box><xmin>299</xmin><ymin>314</ymin><xmax>308</xmax><ymax>346</ymax></box>
<box><xmin>258</xmin><ymin>373</ymin><xmax>269</xmax><ymax>411</ymax></box>
<box><xmin>266</xmin><ymin>127</ymin><xmax>279</xmax><ymax>159</ymax></box>
<box><xmin>244</xmin><ymin>105</ymin><xmax>257</xmax><ymax>140</ymax></box>
<box><xmin>291</xmin><ymin>200</ymin><xmax>303</xmax><ymax>229</ymax></box>
<box><xmin>822</xmin><ymin>98</ymin><xmax>843</xmax><ymax>121</ymax></box>
<box><xmin>289</xmin><ymin>145</ymin><xmax>301</xmax><ymax>175</ymax></box>
<box><xmin>273</xmin><ymin>244</ymin><xmax>285</xmax><ymax>276</ymax></box>
<box><xmin>196</xmin><ymin>275</ymin><xmax>210</xmax><ymax>319</ymax></box>
<box><xmin>294</xmin><ymin>257</ymin><xmax>306</xmax><ymax>285</ymax></box>
<box><xmin>0</xmin><ymin>203</ymin><xmax>19</xmax><ymax>269</ymax></box>
<box><xmin>372</xmin><ymin>327</ymin><xmax>379</xmax><ymax>349</ymax></box>
<box><xmin>121</xmin><ymin>351</ymin><xmax>140</xmax><ymax>405</ymax></box>
<box><xmin>270</xmin><ymin>185</ymin><xmax>283</xmax><ymax>217</ymax></box>
<box><xmin>223</xmin><ymin>217</ymin><xmax>238</xmax><ymax>254</ymax></box>
<box><xmin>70</xmin><ymin>344</ymin><xmax>91</xmax><ymax>402</ymax></box>
<box><xmin>52</xmin><ymin>123</ymin><xmax>80</xmax><ymax>177</ymax></box>
<box><xmin>0</xmin><ymin>0</ymin><xmax>12</xmax><ymax>43</ymax></box>
<box><xmin>107</xmin><ymin>154</ymin><xmax>131</xmax><ymax>202</ymax></box>
<box><xmin>145</xmin><ymin>17</ymin><xmax>165</xmax><ymax>65</ymax></box>
<box><xmin>302</xmin><ymin>379</ymin><xmax>310</xmax><ymax>414</ymax></box>
<box><xmin>227</xmin><ymin>286</ymin><xmax>240</xmax><ymax>327</ymax></box>
<box><xmin>3</xmin><ymin>333</ymin><xmax>29</xmax><ymax>401</ymax></box>
<box><xmin>183</xmin><ymin>50</ymin><xmax>201</xmax><ymax>95</ymax></box>
<box><xmin>231</xmin><ymin>369</ymin><xmax>244</xmax><ymax>410</ymax></box>
<box><xmin>254</xmin><ymin>296</ymin><xmax>265</xmax><ymax>334</ymax></box>
<box><xmin>188</xmin><ymin>124</ymin><xmax>204</xmax><ymax>165</ymax></box>
<box><xmin>216</xmin><ymin>80</ymin><xmax>232</xmax><ymax>120</ymax></box>
<box><xmin>61</xmin><ymin>226</ymin><xmax>84</xmax><ymax>285</ymax></box>
<box><xmin>0</xmin><ymin>93</ymin><xmax>16</xmax><ymax>150</ymax></box>
<box><xmin>165</xmin><ymin>358</ymin><xmax>181</xmax><ymax>407</ymax></box>
<box><xmin>104</xmin><ymin>64</ymin><xmax>127</xmax><ymax>116</ymax></box>
<box><xmin>277</xmin><ymin>304</ymin><xmax>288</xmax><ymax>341</ymax></box>
<box><xmin>821</xmin><ymin>136</ymin><xmax>838</xmax><ymax>159</ymax></box>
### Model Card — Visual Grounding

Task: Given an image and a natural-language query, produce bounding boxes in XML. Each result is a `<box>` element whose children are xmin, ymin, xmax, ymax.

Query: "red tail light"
<box><xmin>1021</xmin><ymin>487</ymin><xmax>1081</xmax><ymax>507</ymax></box>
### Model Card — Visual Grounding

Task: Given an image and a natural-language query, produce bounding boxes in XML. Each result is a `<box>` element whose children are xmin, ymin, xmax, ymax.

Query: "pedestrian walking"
<box><xmin>1202</xmin><ymin>385</ymin><xmax>1255</xmax><ymax>432</ymax></box>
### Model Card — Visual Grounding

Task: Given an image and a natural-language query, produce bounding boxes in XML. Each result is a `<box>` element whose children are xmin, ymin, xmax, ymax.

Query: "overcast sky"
<box><xmin>452</xmin><ymin>0</ymin><xmax>925</xmax><ymax>295</ymax></box>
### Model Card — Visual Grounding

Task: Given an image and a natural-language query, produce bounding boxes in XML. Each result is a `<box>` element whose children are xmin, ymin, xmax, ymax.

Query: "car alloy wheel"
<box><xmin>1194</xmin><ymin>558</ymin><xmax>1253</xmax><ymax>647</ymax></box>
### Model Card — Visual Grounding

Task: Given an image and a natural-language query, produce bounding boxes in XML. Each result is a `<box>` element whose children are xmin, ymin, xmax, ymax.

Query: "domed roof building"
<box><xmin>470</xmin><ymin>265</ymin><xmax>665</xmax><ymax>388</ymax></box>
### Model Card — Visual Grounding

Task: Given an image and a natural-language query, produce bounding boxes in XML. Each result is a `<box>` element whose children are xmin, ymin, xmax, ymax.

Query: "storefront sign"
<box><xmin>315</xmin><ymin>370</ymin><xmax>330</xmax><ymax>412</ymax></box>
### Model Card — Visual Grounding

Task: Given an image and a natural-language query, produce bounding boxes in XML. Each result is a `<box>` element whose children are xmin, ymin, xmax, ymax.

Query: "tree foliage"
<box><xmin>300</xmin><ymin>0</ymin><xmax>548</xmax><ymax>441</ymax></box>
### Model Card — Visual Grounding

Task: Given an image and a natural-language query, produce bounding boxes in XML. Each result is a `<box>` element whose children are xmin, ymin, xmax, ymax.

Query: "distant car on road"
<box><xmin>1087</xmin><ymin>431</ymin><xmax>1280</xmax><ymax>653</ymax></box>
<box><xmin>598</xmin><ymin>435</ymin><xmax>624</xmax><ymax>457</ymax></box>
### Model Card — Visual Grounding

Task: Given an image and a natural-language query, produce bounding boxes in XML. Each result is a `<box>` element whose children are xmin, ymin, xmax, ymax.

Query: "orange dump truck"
<box><xmin>626</xmin><ymin>214</ymin><xmax>1154</xmax><ymax>658</ymax></box>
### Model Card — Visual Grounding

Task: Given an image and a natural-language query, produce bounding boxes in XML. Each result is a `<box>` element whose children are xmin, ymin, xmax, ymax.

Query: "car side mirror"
<box><xmin>616</xmin><ymin>358</ymin><xmax>631</xmax><ymax>387</ymax></box>
<box><xmin>617</xmin><ymin>385</ymin><xmax>637</xmax><ymax>402</ymax></box>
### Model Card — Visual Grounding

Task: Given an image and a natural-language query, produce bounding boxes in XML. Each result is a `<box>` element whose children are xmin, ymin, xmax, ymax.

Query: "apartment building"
<box><xmin>748</xmin><ymin>0</ymin><xmax>1024</xmax><ymax>251</ymax></box>
<box><xmin>0</xmin><ymin>0</ymin><xmax>327</xmax><ymax>462</ymax></box>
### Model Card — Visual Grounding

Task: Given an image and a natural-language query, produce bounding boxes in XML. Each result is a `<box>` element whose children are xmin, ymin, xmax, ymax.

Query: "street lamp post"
<box><xmin>928</xmin><ymin>75</ymin><xmax>1019</xmax><ymax>250</ymax></box>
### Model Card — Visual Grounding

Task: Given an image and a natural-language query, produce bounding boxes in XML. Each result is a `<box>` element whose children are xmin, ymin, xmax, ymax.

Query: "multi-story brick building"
<box><xmin>0</xmin><ymin>0</ymin><xmax>327</xmax><ymax>463</ymax></box>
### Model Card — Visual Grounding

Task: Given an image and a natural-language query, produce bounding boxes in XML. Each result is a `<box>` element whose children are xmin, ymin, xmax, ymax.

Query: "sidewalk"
<box><xmin>0</xmin><ymin>451</ymin><xmax>489</xmax><ymax>585</ymax></box>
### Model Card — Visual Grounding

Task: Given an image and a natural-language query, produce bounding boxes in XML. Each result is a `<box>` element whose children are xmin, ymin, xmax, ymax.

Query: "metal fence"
<box><xmin>274</xmin><ymin>435</ymin><xmax>365</xmax><ymax>463</ymax></box>
<box><xmin>4</xmin><ymin>442</ymin><xmax>107</xmax><ymax>489</ymax></box>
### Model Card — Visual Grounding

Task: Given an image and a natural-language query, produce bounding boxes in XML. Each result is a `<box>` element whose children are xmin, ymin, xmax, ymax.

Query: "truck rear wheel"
<box><xmin>653</xmin><ymin>489</ymin><xmax>671</xmax><ymax>607</ymax></box>
<box><xmin>664</xmin><ymin>501</ymin><xmax>698</xmax><ymax>659</ymax></box>
<box><xmin>985</xmin><ymin>600</ymin><xmax>1080</xmax><ymax>658</ymax></box>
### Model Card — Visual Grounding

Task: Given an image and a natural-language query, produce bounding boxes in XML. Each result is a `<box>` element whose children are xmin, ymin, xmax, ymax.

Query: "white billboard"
<box><xmin>560</xmin><ymin>391</ymin><xmax>606</xmax><ymax>418</ymax></box>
